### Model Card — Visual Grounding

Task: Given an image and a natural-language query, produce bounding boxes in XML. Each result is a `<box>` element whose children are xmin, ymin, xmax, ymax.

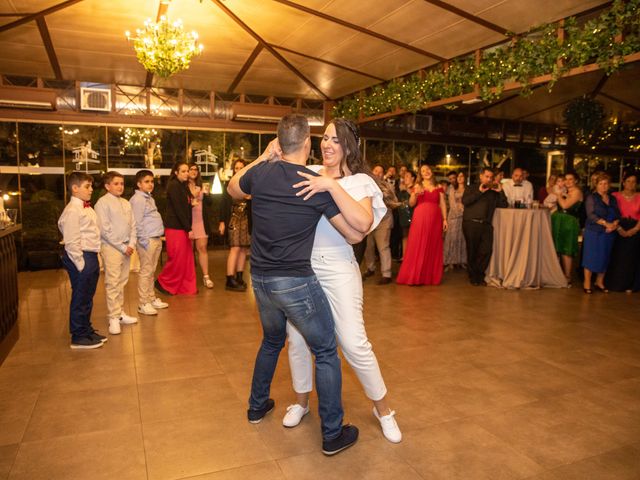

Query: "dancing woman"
<box><xmin>284</xmin><ymin>118</ymin><xmax>402</xmax><ymax>443</ymax></box>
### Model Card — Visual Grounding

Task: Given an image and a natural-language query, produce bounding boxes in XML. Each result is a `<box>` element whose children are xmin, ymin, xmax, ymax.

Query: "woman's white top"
<box><xmin>307</xmin><ymin>164</ymin><xmax>387</xmax><ymax>249</ymax></box>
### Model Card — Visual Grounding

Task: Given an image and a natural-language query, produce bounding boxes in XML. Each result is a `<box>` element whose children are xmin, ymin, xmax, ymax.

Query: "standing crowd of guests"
<box><xmin>362</xmin><ymin>163</ymin><xmax>640</xmax><ymax>292</ymax></box>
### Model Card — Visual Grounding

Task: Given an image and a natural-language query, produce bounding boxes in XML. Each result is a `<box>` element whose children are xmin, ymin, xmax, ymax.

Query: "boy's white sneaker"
<box><xmin>138</xmin><ymin>303</ymin><xmax>158</xmax><ymax>316</ymax></box>
<box><xmin>151</xmin><ymin>298</ymin><xmax>169</xmax><ymax>309</ymax></box>
<box><xmin>108</xmin><ymin>318</ymin><xmax>121</xmax><ymax>335</ymax></box>
<box><xmin>373</xmin><ymin>407</ymin><xmax>402</xmax><ymax>443</ymax></box>
<box><xmin>282</xmin><ymin>404</ymin><xmax>310</xmax><ymax>428</ymax></box>
<box><xmin>120</xmin><ymin>313</ymin><xmax>138</xmax><ymax>325</ymax></box>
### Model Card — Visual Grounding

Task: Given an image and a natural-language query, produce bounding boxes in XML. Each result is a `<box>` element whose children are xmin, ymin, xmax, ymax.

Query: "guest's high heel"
<box><xmin>203</xmin><ymin>275</ymin><xmax>214</xmax><ymax>289</ymax></box>
<box><xmin>594</xmin><ymin>284</ymin><xmax>609</xmax><ymax>293</ymax></box>
<box><xmin>583</xmin><ymin>287</ymin><xmax>592</xmax><ymax>294</ymax></box>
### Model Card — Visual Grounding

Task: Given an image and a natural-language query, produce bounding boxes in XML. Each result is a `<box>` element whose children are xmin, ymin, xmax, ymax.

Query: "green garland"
<box><xmin>333</xmin><ymin>0</ymin><xmax>640</xmax><ymax>120</ymax></box>
<box><xmin>563</xmin><ymin>97</ymin><xmax>605</xmax><ymax>145</ymax></box>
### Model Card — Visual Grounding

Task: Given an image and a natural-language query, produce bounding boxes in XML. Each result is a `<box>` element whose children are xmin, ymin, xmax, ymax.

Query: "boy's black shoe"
<box><xmin>89</xmin><ymin>330</ymin><xmax>108</xmax><ymax>343</ymax></box>
<box><xmin>70</xmin><ymin>336</ymin><xmax>103</xmax><ymax>350</ymax></box>
<box><xmin>247</xmin><ymin>399</ymin><xmax>275</xmax><ymax>424</ymax></box>
<box><xmin>322</xmin><ymin>424</ymin><xmax>359</xmax><ymax>456</ymax></box>
<box><xmin>154</xmin><ymin>279</ymin><xmax>173</xmax><ymax>296</ymax></box>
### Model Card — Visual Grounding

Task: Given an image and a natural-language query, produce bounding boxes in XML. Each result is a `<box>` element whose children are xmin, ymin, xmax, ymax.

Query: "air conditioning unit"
<box><xmin>232</xmin><ymin>102</ymin><xmax>292</xmax><ymax>123</ymax></box>
<box><xmin>80</xmin><ymin>87</ymin><xmax>111</xmax><ymax>112</ymax></box>
<box><xmin>0</xmin><ymin>86</ymin><xmax>56</xmax><ymax>110</ymax></box>
<box><xmin>408</xmin><ymin>114</ymin><xmax>433</xmax><ymax>133</ymax></box>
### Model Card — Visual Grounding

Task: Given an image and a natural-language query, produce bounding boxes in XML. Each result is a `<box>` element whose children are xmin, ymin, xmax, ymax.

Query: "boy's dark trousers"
<box><xmin>62</xmin><ymin>251</ymin><xmax>100</xmax><ymax>342</ymax></box>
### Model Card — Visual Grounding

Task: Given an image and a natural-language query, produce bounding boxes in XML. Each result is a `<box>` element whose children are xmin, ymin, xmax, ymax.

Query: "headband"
<box><xmin>344</xmin><ymin>120</ymin><xmax>361</xmax><ymax>147</ymax></box>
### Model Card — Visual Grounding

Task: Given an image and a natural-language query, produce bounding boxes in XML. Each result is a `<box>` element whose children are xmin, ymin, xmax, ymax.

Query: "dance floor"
<box><xmin>1</xmin><ymin>250</ymin><xmax>639</xmax><ymax>479</ymax></box>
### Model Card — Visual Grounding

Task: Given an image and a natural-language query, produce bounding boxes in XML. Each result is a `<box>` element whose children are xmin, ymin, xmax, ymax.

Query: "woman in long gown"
<box><xmin>443</xmin><ymin>170</ymin><xmax>466</xmax><ymax>270</ymax></box>
<box><xmin>551</xmin><ymin>171</ymin><xmax>583</xmax><ymax>283</ymax></box>
<box><xmin>396</xmin><ymin>164</ymin><xmax>448</xmax><ymax>285</ymax></box>
<box><xmin>605</xmin><ymin>172</ymin><xmax>640</xmax><ymax>292</ymax></box>
<box><xmin>156</xmin><ymin>162</ymin><xmax>197</xmax><ymax>295</ymax></box>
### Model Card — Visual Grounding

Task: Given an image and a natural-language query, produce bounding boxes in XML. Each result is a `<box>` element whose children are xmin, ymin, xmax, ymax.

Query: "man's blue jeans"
<box><xmin>249</xmin><ymin>274</ymin><xmax>343</xmax><ymax>440</ymax></box>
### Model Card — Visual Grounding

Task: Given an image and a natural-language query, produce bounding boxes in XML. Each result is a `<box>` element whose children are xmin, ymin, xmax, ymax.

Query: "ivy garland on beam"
<box><xmin>333</xmin><ymin>0</ymin><xmax>640</xmax><ymax>120</ymax></box>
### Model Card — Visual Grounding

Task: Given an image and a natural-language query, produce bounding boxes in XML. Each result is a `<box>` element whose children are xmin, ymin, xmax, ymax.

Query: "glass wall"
<box><xmin>3</xmin><ymin>119</ymin><xmax>638</xmax><ymax>268</ymax></box>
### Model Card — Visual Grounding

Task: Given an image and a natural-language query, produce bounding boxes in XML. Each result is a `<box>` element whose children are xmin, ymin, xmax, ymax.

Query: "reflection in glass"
<box><xmin>0</xmin><ymin>122</ymin><xmax>17</xmax><ymax>167</ymax></box>
<box><xmin>365</xmin><ymin>140</ymin><xmax>393</xmax><ymax>168</ymax></box>
<box><xmin>393</xmin><ymin>142</ymin><xmax>421</xmax><ymax>170</ymax></box>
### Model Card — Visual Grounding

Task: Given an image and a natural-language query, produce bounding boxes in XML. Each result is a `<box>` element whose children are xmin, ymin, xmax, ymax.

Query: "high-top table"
<box><xmin>0</xmin><ymin>224</ymin><xmax>20</xmax><ymax>365</ymax></box>
<box><xmin>486</xmin><ymin>209</ymin><xmax>568</xmax><ymax>289</ymax></box>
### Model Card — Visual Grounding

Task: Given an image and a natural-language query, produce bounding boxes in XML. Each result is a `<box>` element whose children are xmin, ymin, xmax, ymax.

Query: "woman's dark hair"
<box><xmin>169</xmin><ymin>161</ymin><xmax>189</xmax><ymax>181</ymax></box>
<box><xmin>187</xmin><ymin>162</ymin><xmax>203</xmax><ymax>187</ymax></box>
<box><xmin>455</xmin><ymin>170</ymin><xmax>467</xmax><ymax>191</ymax></box>
<box><xmin>622</xmin><ymin>169</ymin><xmax>638</xmax><ymax>183</ymax></box>
<box><xmin>232</xmin><ymin>159</ymin><xmax>246</xmax><ymax>176</ymax></box>
<box><xmin>329</xmin><ymin>118</ymin><xmax>372</xmax><ymax>179</ymax></box>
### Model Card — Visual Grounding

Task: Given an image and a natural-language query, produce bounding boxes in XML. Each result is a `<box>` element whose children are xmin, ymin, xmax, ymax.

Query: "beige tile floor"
<box><xmin>1</xmin><ymin>250</ymin><xmax>639</xmax><ymax>480</ymax></box>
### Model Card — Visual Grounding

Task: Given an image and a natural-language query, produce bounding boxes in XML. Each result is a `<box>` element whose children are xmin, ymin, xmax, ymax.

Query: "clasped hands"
<box><xmin>293</xmin><ymin>169</ymin><xmax>336</xmax><ymax>201</ymax></box>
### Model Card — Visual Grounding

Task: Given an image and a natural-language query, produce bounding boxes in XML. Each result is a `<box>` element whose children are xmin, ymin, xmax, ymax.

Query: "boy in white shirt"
<box><xmin>129</xmin><ymin>170</ymin><xmax>168</xmax><ymax>315</ymax></box>
<box><xmin>95</xmin><ymin>171</ymin><xmax>138</xmax><ymax>335</ymax></box>
<box><xmin>58</xmin><ymin>172</ymin><xmax>105</xmax><ymax>349</ymax></box>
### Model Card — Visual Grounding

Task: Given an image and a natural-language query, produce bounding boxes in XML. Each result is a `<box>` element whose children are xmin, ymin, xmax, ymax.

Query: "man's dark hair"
<box><xmin>103</xmin><ymin>170</ymin><xmax>124</xmax><ymax>184</ymax></box>
<box><xmin>67</xmin><ymin>171</ymin><xmax>93</xmax><ymax>192</ymax></box>
<box><xmin>447</xmin><ymin>170</ymin><xmax>458</xmax><ymax>177</ymax></box>
<box><xmin>277</xmin><ymin>114</ymin><xmax>310</xmax><ymax>154</ymax></box>
<box><xmin>480</xmin><ymin>167</ymin><xmax>493</xmax><ymax>175</ymax></box>
<box><xmin>135</xmin><ymin>169</ymin><xmax>154</xmax><ymax>186</ymax></box>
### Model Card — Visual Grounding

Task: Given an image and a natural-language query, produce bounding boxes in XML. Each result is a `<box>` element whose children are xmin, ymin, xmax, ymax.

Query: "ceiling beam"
<box><xmin>471</xmin><ymin>85</ymin><xmax>544</xmax><ymax>115</ymax></box>
<box><xmin>227</xmin><ymin>44</ymin><xmax>263</xmax><ymax>93</ymax></box>
<box><xmin>423</xmin><ymin>0</ymin><xmax>508</xmax><ymax>35</ymax></box>
<box><xmin>597</xmin><ymin>92</ymin><xmax>640</xmax><ymax>112</ymax></box>
<box><xmin>144</xmin><ymin>1</ymin><xmax>170</xmax><ymax>89</ymax></box>
<box><xmin>271</xmin><ymin>0</ymin><xmax>446</xmax><ymax>62</ymax></box>
<box><xmin>271</xmin><ymin>45</ymin><xmax>385</xmax><ymax>82</ymax></box>
<box><xmin>210</xmin><ymin>0</ymin><xmax>330</xmax><ymax>100</ymax></box>
<box><xmin>591</xmin><ymin>73</ymin><xmax>609</xmax><ymax>97</ymax></box>
<box><xmin>0</xmin><ymin>0</ymin><xmax>84</xmax><ymax>34</ymax></box>
<box><xmin>514</xmin><ymin>99</ymin><xmax>571</xmax><ymax>121</ymax></box>
<box><xmin>36</xmin><ymin>17</ymin><xmax>63</xmax><ymax>81</ymax></box>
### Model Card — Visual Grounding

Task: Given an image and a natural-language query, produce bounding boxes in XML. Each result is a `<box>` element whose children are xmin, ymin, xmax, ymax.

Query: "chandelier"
<box><xmin>126</xmin><ymin>16</ymin><xmax>203</xmax><ymax>78</ymax></box>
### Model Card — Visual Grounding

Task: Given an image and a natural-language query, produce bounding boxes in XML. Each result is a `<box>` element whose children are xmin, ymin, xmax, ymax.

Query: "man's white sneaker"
<box><xmin>373</xmin><ymin>407</ymin><xmax>402</xmax><ymax>443</ymax></box>
<box><xmin>108</xmin><ymin>318</ymin><xmax>121</xmax><ymax>335</ymax></box>
<box><xmin>138</xmin><ymin>303</ymin><xmax>158</xmax><ymax>316</ymax></box>
<box><xmin>120</xmin><ymin>313</ymin><xmax>138</xmax><ymax>325</ymax></box>
<box><xmin>282</xmin><ymin>404</ymin><xmax>310</xmax><ymax>428</ymax></box>
<box><xmin>151</xmin><ymin>298</ymin><xmax>169</xmax><ymax>309</ymax></box>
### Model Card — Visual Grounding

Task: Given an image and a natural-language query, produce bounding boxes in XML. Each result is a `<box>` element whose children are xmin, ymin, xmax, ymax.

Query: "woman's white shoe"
<box><xmin>282</xmin><ymin>404</ymin><xmax>310</xmax><ymax>428</ymax></box>
<box><xmin>373</xmin><ymin>407</ymin><xmax>402</xmax><ymax>443</ymax></box>
<box><xmin>203</xmin><ymin>275</ymin><xmax>214</xmax><ymax>288</ymax></box>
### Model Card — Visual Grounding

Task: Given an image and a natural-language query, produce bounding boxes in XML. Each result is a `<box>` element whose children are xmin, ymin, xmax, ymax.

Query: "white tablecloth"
<box><xmin>486</xmin><ymin>208</ymin><xmax>568</xmax><ymax>289</ymax></box>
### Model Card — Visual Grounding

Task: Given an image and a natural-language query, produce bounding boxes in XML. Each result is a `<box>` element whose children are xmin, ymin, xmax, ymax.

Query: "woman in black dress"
<box><xmin>605</xmin><ymin>172</ymin><xmax>640</xmax><ymax>292</ymax></box>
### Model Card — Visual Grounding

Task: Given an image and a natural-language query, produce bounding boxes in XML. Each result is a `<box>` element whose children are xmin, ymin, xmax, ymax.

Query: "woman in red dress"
<box><xmin>396</xmin><ymin>164</ymin><xmax>448</xmax><ymax>285</ymax></box>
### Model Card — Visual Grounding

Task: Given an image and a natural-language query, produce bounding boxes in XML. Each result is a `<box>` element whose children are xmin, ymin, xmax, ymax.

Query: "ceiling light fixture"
<box><xmin>126</xmin><ymin>14</ymin><xmax>203</xmax><ymax>78</ymax></box>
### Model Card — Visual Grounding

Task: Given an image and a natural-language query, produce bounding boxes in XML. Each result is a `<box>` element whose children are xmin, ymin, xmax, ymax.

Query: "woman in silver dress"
<box><xmin>443</xmin><ymin>170</ymin><xmax>467</xmax><ymax>270</ymax></box>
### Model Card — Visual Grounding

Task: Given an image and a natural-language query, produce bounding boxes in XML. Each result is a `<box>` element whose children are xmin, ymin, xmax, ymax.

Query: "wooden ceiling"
<box><xmin>0</xmin><ymin>0</ymin><xmax>637</xmax><ymax>126</ymax></box>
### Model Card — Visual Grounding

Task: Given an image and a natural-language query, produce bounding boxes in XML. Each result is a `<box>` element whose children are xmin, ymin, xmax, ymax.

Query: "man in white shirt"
<box><xmin>502</xmin><ymin>168</ymin><xmax>533</xmax><ymax>206</ymax></box>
